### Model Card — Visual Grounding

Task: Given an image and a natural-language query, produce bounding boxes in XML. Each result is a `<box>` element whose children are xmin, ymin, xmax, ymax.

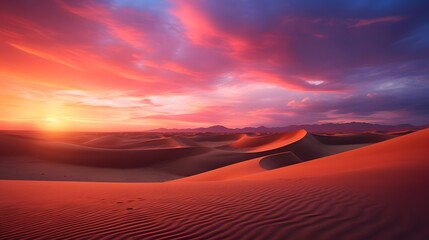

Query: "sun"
<box><xmin>44</xmin><ymin>117</ymin><xmax>59</xmax><ymax>124</ymax></box>
<box><xmin>40</xmin><ymin>116</ymin><xmax>66</xmax><ymax>131</ymax></box>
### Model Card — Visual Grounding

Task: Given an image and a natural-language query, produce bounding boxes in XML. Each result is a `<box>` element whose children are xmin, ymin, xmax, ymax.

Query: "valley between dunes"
<box><xmin>0</xmin><ymin>129</ymin><xmax>428</xmax><ymax>239</ymax></box>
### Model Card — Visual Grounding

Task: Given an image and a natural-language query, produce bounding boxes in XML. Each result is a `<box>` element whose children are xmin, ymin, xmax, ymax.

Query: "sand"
<box><xmin>0</xmin><ymin>130</ymin><xmax>369</xmax><ymax>181</ymax></box>
<box><xmin>0</xmin><ymin>129</ymin><xmax>428</xmax><ymax>239</ymax></box>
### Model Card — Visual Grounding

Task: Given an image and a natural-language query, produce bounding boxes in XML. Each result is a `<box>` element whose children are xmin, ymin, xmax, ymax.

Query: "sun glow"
<box><xmin>44</xmin><ymin>117</ymin><xmax>59</xmax><ymax>124</ymax></box>
<box><xmin>39</xmin><ymin>116</ymin><xmax>67</xmax><ymax>131</ymax></box>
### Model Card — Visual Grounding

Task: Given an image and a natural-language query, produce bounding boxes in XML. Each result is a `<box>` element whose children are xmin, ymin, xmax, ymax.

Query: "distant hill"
<box><xmin>147</xmin><ymin>122</ymin><xmax>424</xmax><ymax>133</ymax></box>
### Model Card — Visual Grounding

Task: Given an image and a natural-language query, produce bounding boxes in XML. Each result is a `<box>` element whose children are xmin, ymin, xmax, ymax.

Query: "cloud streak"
<box><xmin>352</xmin><ymin>16</ymin><xmax>406</xmax><ymax>27</ymax></box>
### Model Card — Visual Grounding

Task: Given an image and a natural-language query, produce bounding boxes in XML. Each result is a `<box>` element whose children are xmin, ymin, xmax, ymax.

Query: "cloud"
<box><xmin>0</xmin><ymin>0</ymin><xmax>428</xmax><ymax>130</ymax></box>
<box><xmin>18</xmin><ymin>89</ymin><xmax>155</xmax><ymax>109</ymax></box>
<box><xmin>352</xmin><ymin>16</ymin><xmax>406</xmax><ymax>27</ymax></box>
<box><xmin>8</xmin><ymin>43</ymin><xmax>82</xmax><ymax>70</ymax></box>
<box><xmin>54</xmin><ymin>90</ymin><xmax>157</xmax><ymax>108</ymax></box>
<box><xmin>138</xmin><ymin>105</ymin><xmax>233</xmax><ymax>124</ymax></box>
<box><xmin>168</xmin><ymin>0</ymin><xmax>429</xmax><ymax>92</ymax></box>
<box><xmin>285</xmin><ymin>86</ymin><xmax>429</xmax><ymax>125</ymax></box>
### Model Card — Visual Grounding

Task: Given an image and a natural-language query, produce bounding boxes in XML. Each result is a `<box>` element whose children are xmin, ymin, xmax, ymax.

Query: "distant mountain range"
<box><xmin>148</xmin><ymin>122</ymin><xmax>425</xmax><ymax>133</ymax></box>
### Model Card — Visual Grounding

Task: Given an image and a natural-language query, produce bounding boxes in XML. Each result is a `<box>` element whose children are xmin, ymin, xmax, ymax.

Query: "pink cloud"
<box><xmin>287</xmin><ymin>97</ymin><xmax>311</xmax><ymax>108</ymax></box>
<box><xmin>138</xmin><ymin>105</ymin><xmax>234</xmax><ymax>124</ymax></box>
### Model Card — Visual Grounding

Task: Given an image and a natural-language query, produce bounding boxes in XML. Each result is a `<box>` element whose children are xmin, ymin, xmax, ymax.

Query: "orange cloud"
<box><xmin>8</xmin><ymin>43</ymin><xmax>82</xmax><ymax>70</ymax></box>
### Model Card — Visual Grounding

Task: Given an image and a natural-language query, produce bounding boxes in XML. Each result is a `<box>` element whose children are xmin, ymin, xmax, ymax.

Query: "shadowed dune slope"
<box><xmin>0</xmin><ymin>129</ymin><xmax>428</xmax><ymax>239</ymax></box>
<box><xmin>312</xmin><ymin>132</ymin><xmax>396</xmax><ymax>145</ymax></box>
<box><xmin>0</xmin><ymin>134</ymin><xmax>210</xmax><ymax>168</ymax></box>
<box><xmin>83</xmin><ymin>134</ymin><xmax>124</xmax><ymax>146</ymax></box>
<box><xmin>84</xmin><ymin>137</ymin><xmax>191</xmax><ymax>150</ymax></box>
<box><xmin>189</xmin><ymin>133</ymin><xmax>244</xmax><ymax>142</ymax></box>
<box><xmin>259</xmin><ymin>152</ymin><xmax>303</xmax><ymax>170</ymax></box>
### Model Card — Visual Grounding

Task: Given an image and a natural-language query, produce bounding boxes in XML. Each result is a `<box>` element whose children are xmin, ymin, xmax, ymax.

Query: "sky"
<box><xmin>0</xmin><ymin>0</ymin><xmax>428</xmax><ymax>131</ymax></box>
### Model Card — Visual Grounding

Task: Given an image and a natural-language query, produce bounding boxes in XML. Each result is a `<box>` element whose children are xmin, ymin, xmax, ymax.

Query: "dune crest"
<box><xmin>223</xmin><ymin>129</ymin><xmax>306</xmax><ymax>152</ymax></box>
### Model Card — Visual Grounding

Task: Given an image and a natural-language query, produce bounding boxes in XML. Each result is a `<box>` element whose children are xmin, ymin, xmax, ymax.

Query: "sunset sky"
<box><xmin>0</xmin><ymin>0</ymin><xmax>428</xmax><ymax>131</ymax></box>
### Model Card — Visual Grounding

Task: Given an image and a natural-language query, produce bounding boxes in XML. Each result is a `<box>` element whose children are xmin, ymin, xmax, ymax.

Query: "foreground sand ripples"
<box><xmin>0</xmin><ymin>179</ymin><xmax>425</xmax><ymax>240</ymax></box>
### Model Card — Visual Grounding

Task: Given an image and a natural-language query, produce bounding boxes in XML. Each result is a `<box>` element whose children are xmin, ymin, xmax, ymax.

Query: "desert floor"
<box><xmin>0</xmin><ymin>129</ymin><xmax>428</xmax><ymax>239</ymax></box>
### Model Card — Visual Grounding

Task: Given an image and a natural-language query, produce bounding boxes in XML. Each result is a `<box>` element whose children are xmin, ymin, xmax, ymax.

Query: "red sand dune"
<box><xmin>175</xmin><ymin>151</ymin><xmax>303</xmax><ymax>182</ymax></box>
<box><xmin>259</xmin><ymin>152</ymin><xmax>303</xmax><ymax>170</ymax></box>
<box><xmin>225</xmin><ymin>129</ymin><xmax>306</xmax><ymax>152</ymax></box>
<box><xmin>0</xmin><ymin>133</ymin><xmax>210</xmax><ymax>168</ymax></box>
<box><xmin>0</xmin><ymin>130</ymin><xmax>367</xmax><ymax>181</ymax></box>
<box><xmin>312</xmin><ymin>132</ymin><xmax>397</xmax><ymax>145</ymax></box>
<box><xmin>0</xmin><ymin>129</ymin><xmax>428</xmax><ymax>239</ymax></box>
<box><xmin>242</xmin><ymin>128</ymin><xmax>428</xmax><ymax>181</ymax></box>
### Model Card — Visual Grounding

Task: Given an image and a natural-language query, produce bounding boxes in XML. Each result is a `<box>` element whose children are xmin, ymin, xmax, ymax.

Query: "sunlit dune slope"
<box><xmin>243</xmin><ymin>128</ymin><xmax>429</xmax><ymax>181</ymax></box>
<box><xmin>174</xmin><ymin>151</ymin><xmax>303</xmax><ymax>182</ymax></box>
<box><xmin>225</xmin><ymin>130</ymin><xmax>307</xmax><ymax>152</ymax></box>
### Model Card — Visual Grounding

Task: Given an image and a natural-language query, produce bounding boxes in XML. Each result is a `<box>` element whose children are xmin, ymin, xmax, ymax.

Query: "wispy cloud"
<box><xmin>352</xmin><ymin>16</ymin><xmax>406</xmax><ymax>27</ymax></box>
<box><xmin>9</xmin><ymin>43</ymin><xmax>82</xmax><ymax>70</ymax></box>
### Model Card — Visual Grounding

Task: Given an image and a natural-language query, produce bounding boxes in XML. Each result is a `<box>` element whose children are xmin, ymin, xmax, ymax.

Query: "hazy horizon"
<box><xmin>0</xmin><ymin>121</ymin><xmax>423</xmax><ymax>133</ymax></box>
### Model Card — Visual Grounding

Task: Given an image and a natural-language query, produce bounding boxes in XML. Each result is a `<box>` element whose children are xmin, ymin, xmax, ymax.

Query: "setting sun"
<box><xmin>44</xmin><ymin>117</ymin><xmax>59</xmax><ymax>123</ymax></box>
<box><xmin>39</xmin><ymin>116</ymin><xmax>66</xmax><ymax>131</ymax></box>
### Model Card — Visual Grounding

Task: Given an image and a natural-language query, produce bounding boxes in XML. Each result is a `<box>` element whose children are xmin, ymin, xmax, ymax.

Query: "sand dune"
<box><xmin>0</xmin><ymin>129</ymin><xmax>428</xmax><ymax>239</ymax></box>
<box><xmin>224</xmin><ymin>129</ymin><xmax>306</xmax><ymax>152</ymax></box>
<box><xmin>83</xmin><ymin>134</ymin><xmax>124</xmax><ymax>146</ymax></box>
<box><xmin>313</xmin><ymin>132</ymin><xmax>396</xmax><ymax>145</ymax></box>
<box><xmin>0</xmin><ymin>130</ymin><xmax>369</xmax><ymax>181</ymax></box>
<box><xmin>243</xmin><ymin>128</ymin><xmax>429</xmax><ymax>181</ymax></box>
<box><xmin>129</xmin><ymin>130</ymin><xmax>369</xmax><ymax>178</ymax></box>
<box><xmin>0</xmin><ymin>133</ymin><xmax>210</xmax><ymax>168</ymax></box>
<box><xmin>259</xmin><ymin>151</ymin><xmax>303</xmax><ymax>170</ymax></box>
<box><xmin>189</xmin><ymin>133</ymin><xmax>244</xmax><ymax>142</ymax></box>
<box><xmin>85</xmin><ymin>137</ymin><xmax>183</xmax><ymax>149</ymax></box>
<box><xmin>176</xmin><ymin>151</ymin><xmax>303</xmax><ymax>182</ymax></box>
<box><xmin>218</xmin><ymin>129</ymin><xmax>362</xmax><ymax>161</ymax></box>
<box><xmin>171</xmin><ymin>156</ymin><xmax>267</xmax><ymax>181</ymax></box>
